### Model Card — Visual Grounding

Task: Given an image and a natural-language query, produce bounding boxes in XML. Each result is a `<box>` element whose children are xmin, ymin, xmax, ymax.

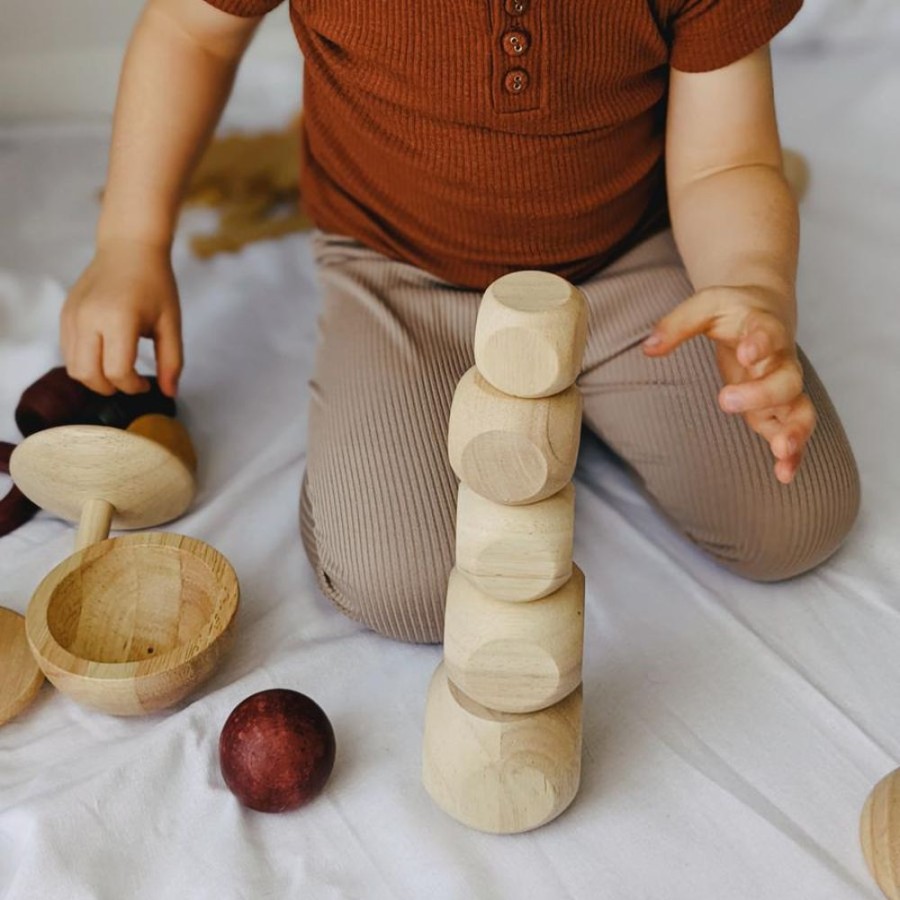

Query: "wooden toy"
<box><xmin>447</xmin><ymin>367</ymin><xmax>582</xmax><ymax>506</ymax></box>
<box><xmin>219</xmin><ymin>689</ymin><xmax>336</xmax><ymax>813</ymax></box>
<box><xmin>474</xmin><ymin>271</ymin><xmax>588</xmax><ymax>398</ymax></box>
<box><xmin>861</xmin><ymin>767</ymin><xmax>900</xmax><ymax>899</ymax></box>
<box><xmin>0</xmin><ymin>608</ymin><xmax>44</xmax><ymax>726</ymax></box>
<box><xmin>443</xmin><ymin>566</ymin><xmax>584</xmax><ymax>713</ymax></box>
<box><xmin>6</xmin><ymin>416</ymin><xmax>239</xmax><ymax>717</ymax></box>
<box><xmin>422</xmin><ymin>664</ymin><xmax>582</xmax><ymax>834</ymax></box>
<box><xmin>1</xmin><ymin>367</ymin><xmax>175</xmax><ymax>538</ymax></box>
<box><xmin>424</xmin><ymin>270</ymin><xmax>587</xmax><ymax>834</ymax></box>
<box><xmin>455</xmin><ymin>482</ymin><xmax>574</xmax><ymax>602</ymax></box>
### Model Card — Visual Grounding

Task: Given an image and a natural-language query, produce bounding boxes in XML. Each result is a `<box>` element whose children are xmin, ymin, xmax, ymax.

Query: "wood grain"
<box><xmin>455</xmin><ymin>482</ymin><xmax>575</xmax><ymax>602</ymax></box>
<box><xmin>447</xmin><ymin>367</ymin><xmax>582</xmax><ymax>505</ymax></box>
<box><xmin>0</xmin><ymin>607</ymin><xmax>44</xmax><ymax>726</ymax></box>
<box><xmin>10</xmin><ymin>424</ymin><xmax>196</xmax><ymax>531</ymax></box>
<box><xmin>422</xmin><ymin>663</ymin><xmax>582</xmax><ymax>834</ymax></box>
<box><xmin>862</xmin><ymin>768</ymin><xmax>900</xmax><ymax>899</ymax></box>
<box><xmin>25</xmin><ymin>532</ymin><xmax>239</xmax><ymax>716</ymax></box>
<box><xmin>474</xmin><ymin>271</ymin><xmax>588</xmax><ymax>398</ymax></box>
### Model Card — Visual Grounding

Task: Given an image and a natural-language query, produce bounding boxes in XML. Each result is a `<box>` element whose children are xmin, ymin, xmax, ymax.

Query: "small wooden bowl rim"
<box><xmin>25</xmin><ymin>532</ymin><xmax>239</xmax><ymax>683</ymax></box>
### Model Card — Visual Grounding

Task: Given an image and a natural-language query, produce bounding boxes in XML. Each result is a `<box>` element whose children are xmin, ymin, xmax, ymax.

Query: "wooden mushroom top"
<box><xmin>9</xmin><ymin>421</ymin><xmax>196</xmax><ymax>531</ymax></box>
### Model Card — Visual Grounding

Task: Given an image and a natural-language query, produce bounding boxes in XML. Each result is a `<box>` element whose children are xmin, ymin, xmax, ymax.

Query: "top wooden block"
<box><xmin>474</xmin><ymin>271</ymin><xmax>588</xmax><ymax>398</ymax></box>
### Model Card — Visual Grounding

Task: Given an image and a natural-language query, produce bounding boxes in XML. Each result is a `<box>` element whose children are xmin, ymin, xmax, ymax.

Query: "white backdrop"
<box><xmin>0</xmin><ymin>0</ymin><xmax>298</xmax><ymax>121</ymax></box>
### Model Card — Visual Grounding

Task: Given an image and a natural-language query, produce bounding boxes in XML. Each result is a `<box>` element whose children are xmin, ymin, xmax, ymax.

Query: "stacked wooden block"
<box><xmin>422</xmin><ymin>271</ymin><xmax>589</xmax><ymax>834</ymax></box>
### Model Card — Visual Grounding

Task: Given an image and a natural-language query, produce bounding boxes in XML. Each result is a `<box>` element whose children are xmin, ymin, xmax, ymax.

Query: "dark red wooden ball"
<box><xmin>219</xmin><ymin>689</ymin><xmax>336</xmax><ymax>813</ymax></box>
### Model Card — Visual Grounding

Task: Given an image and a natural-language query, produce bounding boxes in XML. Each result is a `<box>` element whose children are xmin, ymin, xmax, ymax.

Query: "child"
<box><xmin>60</xmin><ymin>0</ymin><xmax>860</xmax><ymax>643</ymax></box>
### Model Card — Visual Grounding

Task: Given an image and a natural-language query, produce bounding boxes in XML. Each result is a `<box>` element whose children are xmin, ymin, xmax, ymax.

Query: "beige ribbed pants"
<box><xmin>300</xmin><ymin>228</ymin><xmax>860</xmax><ymax>643</ymax></box>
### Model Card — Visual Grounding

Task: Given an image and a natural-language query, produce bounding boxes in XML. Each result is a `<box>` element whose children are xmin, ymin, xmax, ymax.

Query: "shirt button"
<box><xmin>503</xmin><ymin>68</ymin><xmax>530</xmax><ymax>94</ymax></box>
<box><xmin>504</xmin><ymin>0</ymin><xmax>529</xmax><ymax>14</ymax></box>
<box><xmin>501</xmin><ymin>31</ymin><xmax>530</xmax><ymax>56</ymax></box>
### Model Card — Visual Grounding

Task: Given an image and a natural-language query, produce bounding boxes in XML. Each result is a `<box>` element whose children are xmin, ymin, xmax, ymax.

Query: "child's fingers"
<box><xmin>745</xmin><ymin>394</ymin><xmax>816</xmax><ymax>470</ymax></box>
<box><xmin>774</xmin><ymin>453</ymin><xmax>804</xmax><ymax>485</ymax></box>
<box><xmin>718</xmin><ymin>358</ymin><xmax>804</xmax><ymax>414</ymax></box>
<box><xmin>642</xmin><ymin>289</ymin><xmax>726</xmax><ymax>355</ymax></box>
<box><xmin>736</xmin><ymin>321</ymin><xmax>789</xmax><ymax>368</ymax></box>
<box><xmin>102</xmin><ymin>327</ymin><xmax>150</xmax><ymax>395</ymax></box>
<box><xmin>154</xmin><ymin>313</ymin><xmax>183</xmax><ymax>398</ymax></box>
<box><xmin>68</xmin><ymin>332</ymin><xmax>116</xmax><ymax>396</ymax></box>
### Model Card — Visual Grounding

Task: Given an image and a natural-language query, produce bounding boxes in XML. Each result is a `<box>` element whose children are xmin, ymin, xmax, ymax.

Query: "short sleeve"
<box><xmin>667</xmin><ymin>0</ymin><xmax>803</xmax><ymax>72</ymax></box>
<box><xmin>200</xmin><ymin>0</ymin><xmax>285</xmax><ymax>17</ymax></box>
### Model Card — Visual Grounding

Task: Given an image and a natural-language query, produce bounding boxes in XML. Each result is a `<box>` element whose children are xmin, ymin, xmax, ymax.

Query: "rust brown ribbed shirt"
<box><xmin>205</xmin><ymin>0</ymin><xmax>802</xmax><ymax>289</ymax></box>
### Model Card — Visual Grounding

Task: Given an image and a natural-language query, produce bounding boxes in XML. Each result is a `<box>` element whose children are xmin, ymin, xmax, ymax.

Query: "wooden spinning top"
<box><xmin>3</xmin><ymin>415</ymin><xmax>239</xmax><ymax>717</ymax></box>
<box><xmin>10</xmin><ymin>415</ymin><xmax>197</xmax><ymax>546</ymax></box>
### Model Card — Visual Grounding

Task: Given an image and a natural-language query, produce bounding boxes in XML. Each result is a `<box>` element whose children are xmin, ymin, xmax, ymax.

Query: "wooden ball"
<box><xmin>475</xmin><ymin>271</ymin><xmax>588</xmax><ymax>398</ymax></box>
<box><xmin>447</xmin><ymin>367</ymin><xmax>582</xmax><ymax>506</ymax></box>
<box><xmin>422</xmin><ymin>663</ymin><xmax>582</xmax><ymax>834</ymax></box>
<box><xmin>220</xmin><ymin>689</ymin><xmax>336</xmax><ymax>813</ymax></box>
<box><xmin>443</xmin><ymin>566</ymin><xmax>584</xmax><ymax>713</ymax></box>
<box><xmin>126</xmin><ymin>414</ymin><xmax>198</xmax><ymax>473</ymax></box>
<box><xmin>861</xmin><ymin>767</ymin><xmax>900</xmax><ymax>899</ymax></box>
<box><xmin>455</xmin><ymin>482</ymin><xmax>574</xmax><ymax>602</ymax></box>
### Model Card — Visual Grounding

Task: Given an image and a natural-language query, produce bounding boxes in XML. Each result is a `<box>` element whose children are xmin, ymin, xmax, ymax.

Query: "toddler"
<box><xmin>61</xmin><ymin>0</ymin><xmax>860</xmax><ymax>642</ymax></box>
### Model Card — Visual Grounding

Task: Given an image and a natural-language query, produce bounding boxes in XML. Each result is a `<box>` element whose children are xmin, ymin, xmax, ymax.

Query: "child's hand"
<box><xmin>60</xmin><ymin>240</ymin><xmax>183</xmax><ymax>398</ymax></box>
<box><xmin>642</xmin><ymin>285</ymin><xmax>815</xmax><ymax>485</ymax></box>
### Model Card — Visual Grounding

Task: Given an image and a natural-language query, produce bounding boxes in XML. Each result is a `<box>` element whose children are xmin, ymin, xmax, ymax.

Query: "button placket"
<box><xmin>492</xmin><ymin>0</ymin><xmax>542</xmax><ymax>112</ymax></box>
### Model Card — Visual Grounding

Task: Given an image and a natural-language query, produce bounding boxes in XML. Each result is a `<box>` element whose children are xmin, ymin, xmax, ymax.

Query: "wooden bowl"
<box><xmin>25</xmin><ymin>532</ymin><xmax>239</xmax><ymax>716</ymax></box>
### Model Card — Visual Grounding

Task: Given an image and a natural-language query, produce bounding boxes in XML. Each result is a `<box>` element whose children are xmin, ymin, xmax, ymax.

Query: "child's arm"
<box><xmin>643</xmin><ymin>45</ymin><xmax>813</xmax><ymax>485</ymax></box>
<box><xmin>61</xmin><ymin>0</ymin><xmax>261</xmax><ymax>398</ymax></box>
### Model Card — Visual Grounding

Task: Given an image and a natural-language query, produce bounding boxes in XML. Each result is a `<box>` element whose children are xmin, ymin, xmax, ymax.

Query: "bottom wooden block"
<box><xmin>422</xmin><ymin>663</ymin><xmax>582</xmax><ymax>834</ymax></box>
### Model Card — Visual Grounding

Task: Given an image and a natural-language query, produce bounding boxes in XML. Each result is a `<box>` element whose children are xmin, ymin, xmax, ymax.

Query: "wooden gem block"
<box><xmin>475</xmin><ymin>271</ymin><xmax>588</xmax><ymax>398</ymax></box>
<box><xmin>447</xmin><ymin>367</ymin><xmax>582</xmax><ymax>506</ymax></box>
<box><xmin>861</xmin><ymin>767</ymin><xmax>900</xmax><ymax>899</ymax></box>
<box><xmin>422</xmin><ymin>663</ymin><xmax>582</xmax><ymax>834</ymax></box>
<box><xmin>455</xmin><ymin>482</ymin><xmax>574</xmax><ymax>602</ymax></box>
<box><xmin>443</xmin><ymin>566</ymin><xmax>584</xmax><ymax>713</ymax></box>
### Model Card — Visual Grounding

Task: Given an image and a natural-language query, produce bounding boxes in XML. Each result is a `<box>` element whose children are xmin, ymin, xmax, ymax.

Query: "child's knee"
<box><xmin>710</xmin><ymin>465</ymin><xmax>861</xmax><ymax>582</ymax></box>
<box><xmin>300</xmin><ymin>477</ymin><xmax>448</xmax><ymax>644</ymax></box>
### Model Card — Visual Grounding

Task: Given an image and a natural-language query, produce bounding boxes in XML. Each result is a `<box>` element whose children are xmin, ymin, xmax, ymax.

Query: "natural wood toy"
<box><xmin>0</xmin><ymin>608</ymin><xmax>44</xmax><ymax>726</ymax></box>
<box><xmin>861</xmin><ymin>767</ymin><xmax>900</xmax><ymax>899</ymax></box>
<box><xmin>447</xmin><ymin>367</ymin><xmax>582</xmax><ymax>506</ymax></box>
<box><xmin>474</xmin><ymin>271</ymin><xmax>588</xmax><ymax>399</ymax></box>
<box><xmin>455</xmin><ymin>482</ymin><xmax>574</xmax><ymax>602</ymax></box>
<box><xmin>220</xmin><ymin>689</ymin><xmax>336</xmax><ymax>813</ymax></box>
<box><xmin>424</xmin><ymin>270</ymin><xmax>587</xmax><ymax>834</ymax></box>
<box><xmin>422</xmin><ymin>665</ymin><xmax>583</xmax><ymax>834</ymax></box>
<box><xmin>1</xmin><ymin>367</ymin><xmax>175</xmax><ymax>538</ymax></box>
<box><xmin>6</xmin><ymin>415</ymin><xmax>239</xmax><ymax>717</ymax></box>
<box><xmin>443</xmin><ymin>566</ymin><xmax>584</xmax><ymax>714</ymax></box>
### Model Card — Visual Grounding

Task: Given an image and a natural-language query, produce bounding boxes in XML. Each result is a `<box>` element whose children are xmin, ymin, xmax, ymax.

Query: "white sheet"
<box><xmin>1</xmin><ymin>43</ymin><xmax>899</xmax><ymax>900</ymax></box>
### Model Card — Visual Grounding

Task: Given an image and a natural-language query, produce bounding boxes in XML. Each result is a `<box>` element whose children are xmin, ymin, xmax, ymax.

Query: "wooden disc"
<box><xmin>10</xmin><ymin>424</ymin><xmax>196</xmax><ymax>530</ymax></box>
<box><xmin>0</xmin><ymin>607</ymin><xmax>44</xmax><ymax>725</ymax></box>
<box><xmin>861</xmin><ymin>767</ymin><xmax>900</xmax><ymax>899</ymax></box>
